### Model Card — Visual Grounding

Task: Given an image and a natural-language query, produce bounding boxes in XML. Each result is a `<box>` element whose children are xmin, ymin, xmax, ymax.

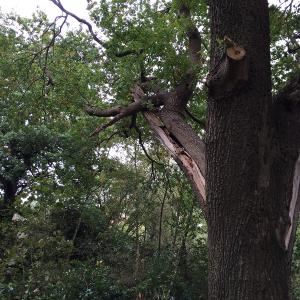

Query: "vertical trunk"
<box><xmin>207</xmin><ymin>1</ymin><xmax>290</xmax><ymax>299</ymax></box>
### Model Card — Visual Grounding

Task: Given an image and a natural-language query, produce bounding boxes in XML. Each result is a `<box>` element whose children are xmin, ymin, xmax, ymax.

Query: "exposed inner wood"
<box><xmin>143</xmin><ymin>111</ymin><xmax>206</xmax><ymax>215</ymax></box>
<box><xmin>129</xmin><ymin>84</ymin><xmax>207</xmax><ymax>215</ymax></box>
<box><xmin>207</xmin><ymin>37</ymin><xmax>248</xmax><ymax>98</ymax></box>
<box><xmin>285</xmin><ymin>153</ymin><xmax>300</xmax><ymax>249</ymax></box>
<box><xmin>226</xmin><ymin>45</ymin><xmax>246</xmax><ymax>60</ymax></box>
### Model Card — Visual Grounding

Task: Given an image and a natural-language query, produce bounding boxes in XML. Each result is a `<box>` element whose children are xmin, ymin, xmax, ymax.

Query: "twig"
<box><xmin>185</xmin><ymin>108</ymin><xmax>206</xmax><ymax>127</ymax></box>
<box><xmin>133</xmin><ymin>125</ymin><xmax>164</xmax><ymax>167</ymax></box>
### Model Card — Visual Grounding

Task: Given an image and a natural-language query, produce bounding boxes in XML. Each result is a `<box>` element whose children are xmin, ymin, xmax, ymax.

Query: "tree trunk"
<box><xmin>206</xmin><ymin>0</ymin><xmax>291</xmax><ymax>298</ymax></box>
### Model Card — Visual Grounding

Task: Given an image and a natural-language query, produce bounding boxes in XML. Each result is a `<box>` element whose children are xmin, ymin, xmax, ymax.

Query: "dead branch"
<box><xmin>130</xmin><ymin>84</ymin><xmax>207</xmax><ymax>216</ymax></box>
<box><xmin>144</xmin><ymin>111</ymin><xmax>207</xmax><ymax>216</ymax></box>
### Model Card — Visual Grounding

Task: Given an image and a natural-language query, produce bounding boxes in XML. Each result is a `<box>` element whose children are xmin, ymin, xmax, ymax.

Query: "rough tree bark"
<box><xmin>206</xmin><ymin>0</ymin><xmax>296</xmax><ymax>298</ymax></box>
<box><xmin>51</xmin><ymin>0</ymin><xmax>300</xmax><ymax>298</ymax></box>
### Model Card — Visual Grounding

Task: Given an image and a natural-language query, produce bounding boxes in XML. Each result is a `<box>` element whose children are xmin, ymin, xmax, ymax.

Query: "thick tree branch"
<box><xmin>179</xmin><ymin>4</ymin><xmax>202</xmax><ymax>66</ymax></box>
<box><xmin>167</xmin><ymin>4</ymin><xmax>203</xmax><ymax>108</ymax></box>
<box><xmin>143</xmin><ymin>111</ymin><xmax>206</xmax><ymax>217</ymax></box>
<box><xmin>87</xmin><ymin>87</ymin><xmax>168</xmax><ymax>135</ymax></box>
<box><xmin>85</xmin><ymin>105</ymin><xmax>122</xmax><ymax>117</ymax></box>
<box><xmin>131</xmin><ymin>86</ymin><xmax>206</xmax><ymax>217</ymax></box>
<box><xmin>158</xmin><ymin>108</ymin><xmax>206</xmax><ymax>176</ymax></box>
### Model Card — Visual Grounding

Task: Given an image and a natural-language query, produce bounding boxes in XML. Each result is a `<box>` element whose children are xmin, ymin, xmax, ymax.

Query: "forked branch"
<box><xmin>86</xmin><ymin>87</ymin><xmax>168</xmax><ymax>135</ymax></box>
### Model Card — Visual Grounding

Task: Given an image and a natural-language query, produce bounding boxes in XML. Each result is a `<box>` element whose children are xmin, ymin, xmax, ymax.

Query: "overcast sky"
<box><xmin>0</xmin><ymin>0</ymin><xmax>281</xmax><ymax>22</ymax></box>
<box><xmin>0</xmin><ymin>0</ymin><xmax>89</xmax><ymax>21</ymax></box>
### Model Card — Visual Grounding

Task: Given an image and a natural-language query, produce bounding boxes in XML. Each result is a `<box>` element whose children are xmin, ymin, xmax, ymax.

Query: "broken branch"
<box><xmin>207</xmin><ymin>36</ymin><xmax>248</xmax><ymax>98</ymax></box>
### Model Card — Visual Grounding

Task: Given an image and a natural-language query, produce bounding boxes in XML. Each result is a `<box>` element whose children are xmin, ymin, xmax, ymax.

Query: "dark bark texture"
<box><xmin>206</xmin><ymin>0</ymin><xmax>299</xmax><ymax>299</ymax></box>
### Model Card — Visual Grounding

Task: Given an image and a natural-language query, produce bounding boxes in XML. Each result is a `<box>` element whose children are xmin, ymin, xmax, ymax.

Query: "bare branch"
<box><xmin>89</xmin><ymin>101</ymin><xmax>145</xmax><ymax>136</ymax></box>
<box><xmin>49</xmin><ymin>0</ymin><xmax>142</xmax><ymax>58</ymax></box>
<box><xmin>144</xmin><ymin>111</ymin><xmax>207</xmax><ymax>217</ymax></box>
<box><xmin>50</xmin><ymin>0</ymin><xmax>107</xmax><ymax>47</ymax></box>
<box><xmin>131</xmin><ymin>84</ymin><xmax>207</xmax><ymax>216</ymax></box>
<box><xmin>85</xmin><ymin>105</ymin><xmax>122</xmax><ymax>117</ymax></box>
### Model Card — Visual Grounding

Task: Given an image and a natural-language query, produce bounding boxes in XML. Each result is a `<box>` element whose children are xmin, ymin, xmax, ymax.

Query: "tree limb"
<box><xmin>131</xmin><ymin>85</ymin><xmax>207</xmax><ymax>217</ymax></box>
<box><xmin>87</xmin><ymin>87</ymin><xmax>168</xmax><ymax>136</ymax></box>
<box><xmin>50</xmin><ymin>0</ymin><xmax>107</xmax><ymax>47</ymax></box>
<box><xmin>179</xmin><ymin>4</ymin><xmax>202</xmax><ymax>66</ymax></box>
<box><xmin>49</xmin><ymin>0</ymin><xmax>142</xmax><ymax>58</ymax></box>
<box><xmin>144</xmin><ymin>110</ymin><xmax>207</xmax><ymax>217</ymax></box>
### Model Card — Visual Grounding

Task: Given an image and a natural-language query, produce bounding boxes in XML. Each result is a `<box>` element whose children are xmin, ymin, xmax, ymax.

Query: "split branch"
<box><xmin>131</xmin><ymin>85</ymin><xmax>206</xmax><ymax>216</ymax></box>
<box><xmin>144</xmin><ymin>111</ymin><xmax>207</xmax><ymax>217</ymax></box>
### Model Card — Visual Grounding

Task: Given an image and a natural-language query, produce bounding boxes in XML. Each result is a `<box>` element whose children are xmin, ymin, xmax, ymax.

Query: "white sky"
<box><xmin>0</xmin><ymin>0</ymin><xmax>89</xmax><ymax>21</ymax></box>
<box><xmin>0</xmin><ymin>0</ymin><xmax>281</xmax><ymax>22</ymax></box>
